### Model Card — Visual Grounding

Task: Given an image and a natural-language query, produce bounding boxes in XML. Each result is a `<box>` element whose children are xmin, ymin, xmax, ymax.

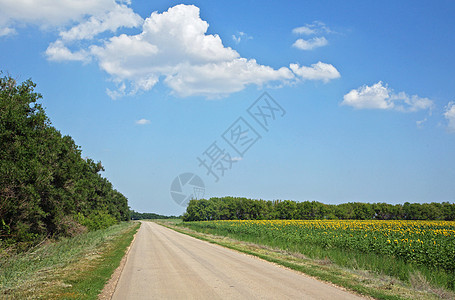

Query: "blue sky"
<box><xmin>1</xmin><ymin>0</ymin><xmax>455</xmax><ymax>215</ymax></box>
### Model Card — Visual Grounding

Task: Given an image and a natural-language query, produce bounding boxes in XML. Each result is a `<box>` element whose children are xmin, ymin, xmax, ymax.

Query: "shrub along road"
<box><xmin>112</xmin><ymin>221</ymin><xmax>364</xmax><ymax>299</ymax></box>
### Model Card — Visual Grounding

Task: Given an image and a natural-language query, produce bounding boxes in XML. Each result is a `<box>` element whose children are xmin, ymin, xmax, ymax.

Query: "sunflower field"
<box><xmin>182</xmin><ymin>220</ymin><xmax>455</xmax><ymax>273</ymax></box>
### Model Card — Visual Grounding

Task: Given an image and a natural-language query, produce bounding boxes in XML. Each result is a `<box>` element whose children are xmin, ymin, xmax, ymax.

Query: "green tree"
<box><xmin>1</xmin><ymin>74</ymin><xmax>130</xmax><ymax>249</ymax></box>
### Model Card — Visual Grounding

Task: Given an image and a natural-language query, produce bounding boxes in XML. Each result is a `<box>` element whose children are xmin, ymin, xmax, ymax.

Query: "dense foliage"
<box><xmin>182</xmin><ymin>219</ymin><xmax>455</xmax><ymax>289</ymax></box>
<box><xmin>183</xmin><ymin>197</ymin><xmax>455</xmax><ymax>221</ymax></box>
<box><xmin>0</xmin><ymin>74</ymin><xmax>129</xmax><ymax>249</ymax></box>
<box><xmin>129</xmin><ymin>210</ymin><xmax>178</xmax><ymax>220</ymax></box>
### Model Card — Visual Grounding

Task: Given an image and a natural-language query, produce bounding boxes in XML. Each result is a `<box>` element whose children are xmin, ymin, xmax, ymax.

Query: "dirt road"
<box><xmin>112</xmin><ymin>221</ymin><xmax>364</xmax><ymax>299</ymax></box>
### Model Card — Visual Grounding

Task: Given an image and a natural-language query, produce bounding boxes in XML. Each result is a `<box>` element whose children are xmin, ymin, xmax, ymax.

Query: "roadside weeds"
<box><xmin>0</xmin><ymin>221</ymin><xmax>140</xmax><ymax>299</ymax></box>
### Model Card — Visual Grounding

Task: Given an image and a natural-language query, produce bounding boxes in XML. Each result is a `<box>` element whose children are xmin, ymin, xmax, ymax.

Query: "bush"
<box><xmin>76</xmin><ymin>211</ymin><xmax>118</xmax><ymax>231</ymax></box>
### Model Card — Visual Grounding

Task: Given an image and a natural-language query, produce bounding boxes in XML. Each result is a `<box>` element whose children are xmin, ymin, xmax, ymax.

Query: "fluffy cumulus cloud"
<box><xmin>444</xmin><ymin>101</ymin><xmax>455</xmax><ymax>132</ymax></box>
<box><xmin>86</xmin><ymin>5</ymin><xmax>296</xmax><ymax>97</ymax></box>
<box><xmin>342</xmin><ymin>81</ymin><xmax>434</xmax><ymax>112</ymax></box>
<box><xmin>293</xmin><ymin>37</ymin><xmax>328</xmax><ymax>50</ymax></box>
<box><xmin>292</xmin><ymin>21</ymin><xmax>331</xmax><ymax>51</ymax></box>
<box><xmin>342</xmin><ymin>82</ymin><xmax>392</xmax><ymax>110</ymax></box>
<box><xmin>290</xmin><ymin>62</ymin><xmax>340</xmax><ymax>82</ymax></box>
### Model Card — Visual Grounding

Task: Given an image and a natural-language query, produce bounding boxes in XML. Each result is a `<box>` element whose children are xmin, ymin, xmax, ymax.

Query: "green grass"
<box><xmin>0</xmin><ymin>221</ymin><xmax>140</xmax><ymax>299</ymax></box>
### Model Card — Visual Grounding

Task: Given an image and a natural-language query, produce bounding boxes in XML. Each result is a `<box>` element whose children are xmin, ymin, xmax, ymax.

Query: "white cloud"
<box><xmin>0</xmin><ymin>0</ymin><xmax>116</xmax><ymax>29</ymax></box>
<box><xmin>292</xmin><ymin>26</ymin><xmax>316</xmax><ymax>35</ymax></box>
<box><xmin>106</xmin><ymin>82</ymin><xmax>126</xmax><ymax>100</ymax></box>
<box><xmin>164</xmin><ymin>59</ymin><xmax>293</xmax><ymax>97</ymax></box>
<box><xmin>444</xmin><ymin>101</ymin><xmax>455</xmax><ymax>132</ymax></box>
<box><xmin>46</xmin><ymin>40</ymin><xmax>90</xmax><ymax>62</ymax></box>
<box><xmin>292</xmin><ymin>37</ymin><xmax>328</xmax><ymax>50</ymax></box>
<box><xmin>71</xmin><ymin>4</ymin><xmax>295</xmax><ymax>98</ymax></box>
<box><xmin>290</xmin><ymin>62</ymin><xmax>340</xmax><ymax>83</ymax></box>
<box><xmin>342</xmin><ymin>81</ymin><xmax>434</xmax><ymax>112</ymax></box>
<box><xmin>0</xmin><ymin>27</ymin><xmax>16</xmax><ymax>37</ymax></box>
<box><xmin>0</xmin><ymin>0</ymin><xmax>142</xmax><ymax>42</ymax></box>
<box><xmin>232</xmin><ymin>31</ymin><xmax>252</xmax><ymax>44</ymax></box>
<box><xmin>59</xmin><ymin>4</ymin><xmax>142</xmax><ymax>41</ymax></box>
<box><xmin>342</xmin><ymin>82</ymin><xmax>393</xmax><ymax>110</ymax></box>
<box><xmin>416</xmin><ymin>118</ymin><xmax>427</xmax><ymax>128</ymax></box>
<box><xmin>390</xmin><ymin>92</ymin><xmax>434</xmax><ymax>112</ymax></box>
<box><xmin>292</xmin><ymin>21</ymin><xmax>331</xmax><ymax>36</ymax></box>
<box><xmin>292</xmin><ymin>21</ymin><xmax>332</xmax><ymax>51</ymax></box>
<box><xmin>135</xmin><ymin>118</ymin><xmax>151</xmax><ymax>125</ymax></box>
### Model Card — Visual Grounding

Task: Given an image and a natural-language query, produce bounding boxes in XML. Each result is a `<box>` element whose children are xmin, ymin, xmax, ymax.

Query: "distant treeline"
<box><xmin>183</xmin><ymin>197</ymin><xmax>455</xmax><ymax>221</ymax></box>
<box><xmin>130</xmin><ymin>210</ymin><xmax>178</xmax><ymax>220</ymax></box>
<box><xmin>0</xmin><ymin>74</ymin><xmax>129</xmax><ymax>250</ymax></box>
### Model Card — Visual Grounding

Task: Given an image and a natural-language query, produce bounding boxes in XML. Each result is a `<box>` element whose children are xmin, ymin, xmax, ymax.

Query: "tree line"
<box><xmin>0</xmin><ymin>74</ymin><xmax>129</xmax><ymax>250</ymax></box>
<box><xmin>183</xmin><ymin>197</ymin><xmax>455</xmax><ymax>221</ymax></box>
<box><xmin>129</xmin><ymin>210</ymin><xmax>178</xmax><ymax>220</ymax></box>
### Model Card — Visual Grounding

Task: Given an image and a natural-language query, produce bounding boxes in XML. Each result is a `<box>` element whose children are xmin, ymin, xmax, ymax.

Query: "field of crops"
<box><xmin>182</xmin><ymin>220</ymin><xmax>455</xmax><ymax>274</ymax></box>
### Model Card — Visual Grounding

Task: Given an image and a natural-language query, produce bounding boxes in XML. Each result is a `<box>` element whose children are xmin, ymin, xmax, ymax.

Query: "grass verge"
<box><xmin>0</xmin><ymin>221</ymin><xmax>140</xmax><ymax>299</ymax></box>
<box><xmin>155</xmin><ymin>219</ymin><xmax>454</xmax><ymax>300</ymax></box>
